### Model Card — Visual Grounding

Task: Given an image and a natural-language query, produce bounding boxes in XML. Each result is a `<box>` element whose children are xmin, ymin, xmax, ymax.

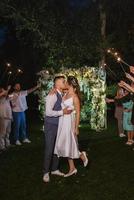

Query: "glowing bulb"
<box><xmin>8</xmin><ymin>71</ymin><xmax>12</xmax><ymax>75</ymax></box>
<box><xmin>107</xmin><ymin>49</ymin><xmax>111</xmax><ymax>53</ymax></box>
<box><xmin>7</xmin><ymin>63</ymin><xmax>11</xmax><ymax>67</ymax></box>
<box><xmin>17</xmin><ymin>69</ymin><xmax>23</xmax><ymax>73</ymax></box>
<box><xmin>114</xmin><ymin>52</ymin><xmax>118</xmax><ymax>56</ymax></box>
<box><xmin>117</xmin><ymin>57</ymin><xmax>121</xmax><ymax>62</ymax></box>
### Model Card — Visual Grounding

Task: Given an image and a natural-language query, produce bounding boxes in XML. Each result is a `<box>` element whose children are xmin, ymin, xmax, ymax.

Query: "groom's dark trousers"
<box><xmin>43</xmin><ymin>92</ymin><xmax>62</xmax><ymax>174</ymax></box>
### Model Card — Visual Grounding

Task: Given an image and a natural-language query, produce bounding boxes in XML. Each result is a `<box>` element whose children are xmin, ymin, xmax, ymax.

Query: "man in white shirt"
<box><xmin>11</xmin><ymin>83</ymin><xmax>40</xmax><ymax>145</ymax></box>
<box><xmin>43</xmin><ymin>76</ymin><xmax>71</xmax><ymax>183</ymax></box>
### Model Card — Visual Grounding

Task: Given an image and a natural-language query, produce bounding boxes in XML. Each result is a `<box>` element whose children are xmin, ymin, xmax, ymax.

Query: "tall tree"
<box><xmin>0</xmin><ymin>0</ymin><xmax>134</xmax><ymax>74</ymax></box>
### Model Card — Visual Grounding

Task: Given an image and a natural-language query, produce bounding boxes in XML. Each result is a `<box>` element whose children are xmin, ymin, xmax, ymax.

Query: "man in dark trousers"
<box><xmin>43</xmin><ymin>76</ymin><xmax>71</xmax><ymax>183</ymax></box>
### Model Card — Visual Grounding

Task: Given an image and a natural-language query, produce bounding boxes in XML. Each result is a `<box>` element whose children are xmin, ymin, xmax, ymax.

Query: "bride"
<box><xmin>54</xmin><ymin>76</ymin><xmax>88</xmax><ymax>177</ymax></box>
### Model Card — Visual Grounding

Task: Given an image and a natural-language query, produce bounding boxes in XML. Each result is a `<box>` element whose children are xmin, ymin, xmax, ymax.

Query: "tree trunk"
<box><xmin>99</xmin><ymin>3</ymin><xmax>106</xmax><ymax>67</ymax></box>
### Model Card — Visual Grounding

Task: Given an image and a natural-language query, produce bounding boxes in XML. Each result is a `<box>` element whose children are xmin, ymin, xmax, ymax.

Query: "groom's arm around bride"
<box><xmin>46</xmin><ymin>93</ymin><xmax>72</xmax><ymax>117</ymax></box>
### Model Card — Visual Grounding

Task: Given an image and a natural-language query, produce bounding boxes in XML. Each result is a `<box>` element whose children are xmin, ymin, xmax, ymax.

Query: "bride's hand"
<box><xmin>75</xmin><ymin>127</ymin><xmax>79</xmax><ymax>136</ymax></box>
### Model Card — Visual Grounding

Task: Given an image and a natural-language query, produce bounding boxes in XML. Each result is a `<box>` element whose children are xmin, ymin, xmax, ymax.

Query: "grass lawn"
<box><xmin>0</xmin><ymin>116</ymin><xmax>134</xmax><ymax>200</ymax></box>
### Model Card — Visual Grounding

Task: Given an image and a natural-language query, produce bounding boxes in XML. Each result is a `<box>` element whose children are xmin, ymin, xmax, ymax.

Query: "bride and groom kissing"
<box><xmin>43</xmin><ymin>75</ymin><xmax>88</xmax><ymax>183</ymax></box>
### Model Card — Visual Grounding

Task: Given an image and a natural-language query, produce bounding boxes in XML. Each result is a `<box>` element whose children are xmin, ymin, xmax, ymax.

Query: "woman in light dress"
<box><xmin>122</xmin><ymin>97</ymin><xmax>134</xmax><ymax>145</ymax></box>
<box><xmin>0</xmin><ymin>86</ymin><xmax>12</xmax><ymax>151</ymax></box>
<box><xmin>114</xmin><ymin>87</ymin><xmax>126</xmax><ymax>137</ymax></box>
<box><xmin>54</xmin><ymin>76</ymin><xmax>88</xmax><ymax>177</ymax></box>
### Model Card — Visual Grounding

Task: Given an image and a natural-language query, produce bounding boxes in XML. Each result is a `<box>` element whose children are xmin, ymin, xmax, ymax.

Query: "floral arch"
<box><xmin>36</xmin><ymin>66</ymin><xmax>107</xmax><ymax>131</ymax></box>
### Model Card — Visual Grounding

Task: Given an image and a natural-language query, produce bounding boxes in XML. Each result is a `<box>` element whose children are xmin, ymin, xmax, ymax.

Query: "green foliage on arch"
<box><xmin>36</xmin><ymin>66</ymin><xmax>107</xmax><ymax>131</ymax></box>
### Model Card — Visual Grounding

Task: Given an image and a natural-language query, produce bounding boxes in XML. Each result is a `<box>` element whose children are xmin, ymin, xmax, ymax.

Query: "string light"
<box><xmin>6</xmin><ymin>63</ymin><xmax>11</xmax><ymax>67</ymax></box>
<box><xmin>46</xmin><ymin>70</ymin><xmax>49</xmax><ymax>74</ymax></box>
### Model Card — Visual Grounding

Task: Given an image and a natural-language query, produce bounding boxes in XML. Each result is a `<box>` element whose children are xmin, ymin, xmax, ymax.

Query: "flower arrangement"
<box><xmin>36</xmin><ymin>66</ymin><xmax>107</xmax><ymax>131</ymax></box>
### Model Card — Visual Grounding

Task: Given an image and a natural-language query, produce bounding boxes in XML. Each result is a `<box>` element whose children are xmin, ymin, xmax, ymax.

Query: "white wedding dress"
<box><xmin>54</xmin><ymin>97</ymin><xmax>80</xmax><ymax>159</ymax></box>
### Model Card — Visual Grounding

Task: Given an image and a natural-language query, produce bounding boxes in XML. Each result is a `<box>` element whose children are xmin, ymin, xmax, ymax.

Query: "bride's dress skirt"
<box><xmin>54</xmin><ymin>113</ymin><xmax>80</xmax><ymax>159</ymax></box>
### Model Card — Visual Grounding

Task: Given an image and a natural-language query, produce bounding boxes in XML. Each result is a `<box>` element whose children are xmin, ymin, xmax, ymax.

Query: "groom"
<box><xmin>43</xmin><ymin>75</ymin><xmax>71</xmax><ymax>183</ymax></box>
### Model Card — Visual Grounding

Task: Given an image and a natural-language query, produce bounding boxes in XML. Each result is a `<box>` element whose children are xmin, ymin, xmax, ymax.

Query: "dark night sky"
<box><xmin>69</xmin><ymin>0</ymin><xmax>92</xmax><ymax>8</ymax></box>
<box><xmin>0</xmin><ymin>26</ymin><xmax>7</xmax><ymax>46</ymax></box>
<box><xmin>0</xmin><ymin>0</ymin><xmax>92</xmax><ymax>86</ymax></box>
<box><xmin>0</xmin><ymin>0</ymin><xmax>92</xmax><ymax>50</ymax></box>
<box><xmin>0</xmin><ymin>0</ymin><xmax>134</xmax><ymax>87</ymax></box>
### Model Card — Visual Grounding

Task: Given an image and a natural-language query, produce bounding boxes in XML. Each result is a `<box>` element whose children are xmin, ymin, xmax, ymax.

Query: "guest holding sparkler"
<box><xmin>106</xmin><ymin>86</ymin><xmax>125</xmax><ymax>137</ymax></box>
<box><xmin>117</xmin><ymin>66</ymin><xmax>134</xmax><ymax>147</ymax></box>
<box><xmin>10</xmin><ymin>83</ymin><xmax>40</xmax><ymax>145</ymax></box>
<box><xmin>116</xmin><ymin>86</ymin><xmax>133</xmax><ymax>146</ymax></box>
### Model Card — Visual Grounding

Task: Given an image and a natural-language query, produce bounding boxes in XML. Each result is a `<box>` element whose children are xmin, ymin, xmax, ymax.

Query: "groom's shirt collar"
<box><xmin>56</xmin><ymin>89</ymin><xmax>62</xmax><ymax>96</ymax></box>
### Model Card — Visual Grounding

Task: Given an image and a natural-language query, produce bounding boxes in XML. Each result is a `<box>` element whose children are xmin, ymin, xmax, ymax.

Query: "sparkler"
<box><xmin>104</xmin><ymin>63</ymin><xmax>118</xmax><ymax>80</ymax></box>
<box><xmin>0</xmin><ymin>62</ymin><xmax>12</xmax><ymax>83</ymax></box>
<box><xmin>13</xmin><ymin>68</ymin><xmax>23</xmax><ymax>82</ymax></box>
<box><xmin>107</xmin><ymin>48</ymin><xmax>131</xmax><ymax>74</ymax></box>
<box><xmin>6</xmin><ymin>71</ymin><xmax>12</xmax><ymax>86</ymax></box>
<box><xmin>6</xmin><ymin>63</ymin><xmax>11</xmax><ymax>67</ymax></box>
<box><xmin>107</xmin><ymin>48</ymin><xmax>130</xmax><ymax>67</ymax></box>
<box><xmin>119</xmin><ymin>62</ymin><xmax>126</xmax><ymax>74</ymax></box>
<box><xmin>17</xmin><ymin>68</ymin><xmax>23</xmax><ymax>74</ymax></box>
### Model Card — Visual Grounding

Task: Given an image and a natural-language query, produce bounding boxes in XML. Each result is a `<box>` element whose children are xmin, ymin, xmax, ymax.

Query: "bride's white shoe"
<box><xmin>82</xmin><ymin>151</ymin><xmax>88</xmax><ymax>167</ymax></box>
<box><xmin>64</xmin><ymin>169</ymin><xmax>77</xmax><ymax>177</ymax></box>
